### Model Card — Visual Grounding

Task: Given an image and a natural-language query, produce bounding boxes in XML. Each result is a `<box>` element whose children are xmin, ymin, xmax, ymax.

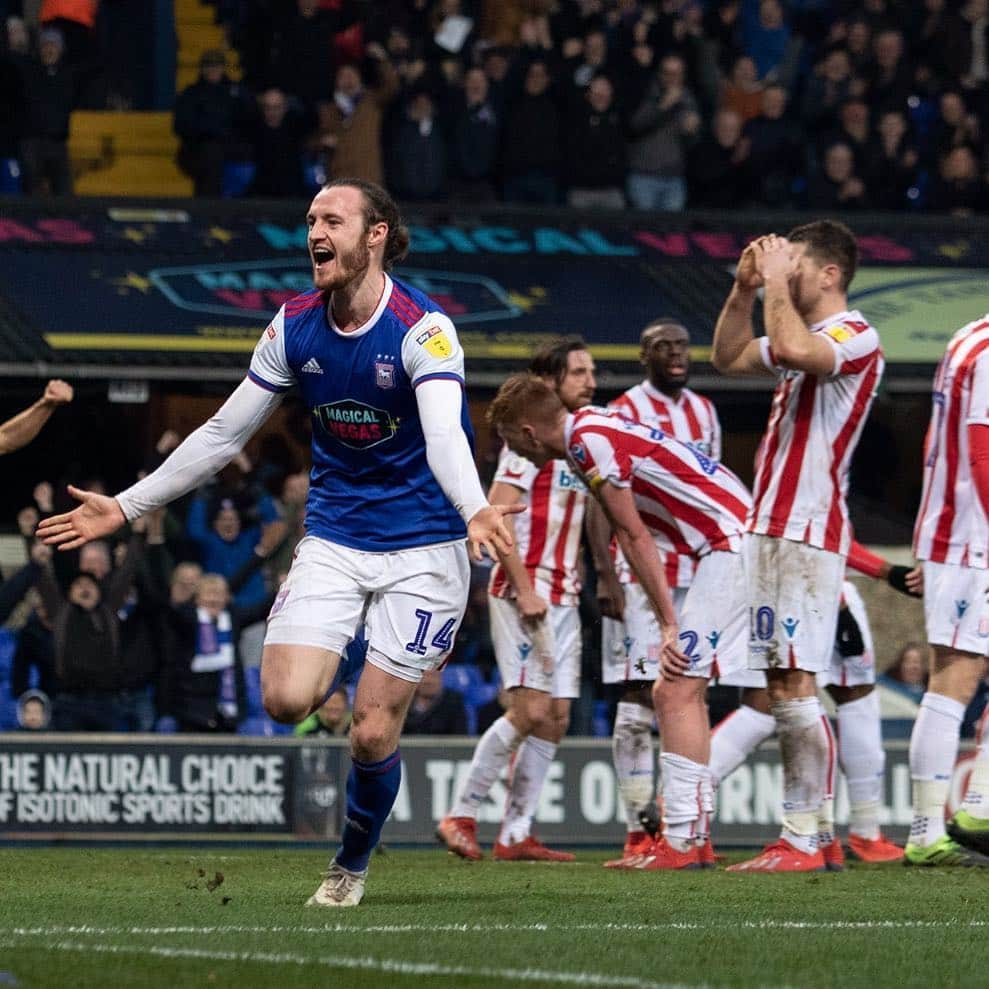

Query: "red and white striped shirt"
<box><xmin>488</xmin><ymin>447</ymin><xmax>586</xmax><ymax>606</ymax></box>
<box><xmin>609</xmin><ymin>383</ymin><xmax>723</xmax><ymax>587</ymax></box>
<box><xmin>914</xmin><ymin>315</ymin><xmax>989</xmax><ymax>568</ymax></box>
<box><xmin>610</xmin><ymin>382</ymin><xmax>722</xmax><ymax>460</ymax></box>
<box><xmin>565</xmin><ymin>407</ymin><xmax>750</xmax><ymax>561</ymax></box>
<box><xmin>750</xmin><ymin>309</ymin><xmax>883</xmax><ymax>556</ymax></box>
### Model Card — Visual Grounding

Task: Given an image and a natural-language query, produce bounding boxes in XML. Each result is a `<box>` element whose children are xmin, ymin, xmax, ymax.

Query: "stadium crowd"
<box><xmin>1</xmin><ymin>0</ymin><xmax>989</xmax><ymax>210</ymax></box>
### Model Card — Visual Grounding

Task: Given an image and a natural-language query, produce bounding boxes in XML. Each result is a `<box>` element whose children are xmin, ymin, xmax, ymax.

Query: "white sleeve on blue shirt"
<box><xmin>247</xmin><ymin>307</ymin><xmax>295</xmax><ymax>392</ymax></box>
<box><xmin>400</xmin><ymin>311</ymin><xmax>466</xmax><ymax>387</ymax></box>
<box><xmin>115</xmin><ymin>378</ymin><xmax>283</xmax><ymax>521</ymax></box>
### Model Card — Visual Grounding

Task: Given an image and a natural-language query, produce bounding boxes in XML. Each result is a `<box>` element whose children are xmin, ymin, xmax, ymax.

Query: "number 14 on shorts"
<box><xmin>406</xmin><ymin>608</ymin><xmax>456</xmax><ymax>656</ymax></box>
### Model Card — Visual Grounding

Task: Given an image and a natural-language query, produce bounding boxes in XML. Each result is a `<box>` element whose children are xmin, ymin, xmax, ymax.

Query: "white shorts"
<box><xmin>265</xmin><ymin>535</ymin><xmax>470</xmax><ymax>678</ymax></box>
<box><xmin>678</xmin><ymin>551</ymin><xmax>747</xmax><ymax>679</ymax></box>
<box><xmin>601</xmin><ymin>583</ymin><xmax>688</xmax><ymax>685</ymax></box>
<box><xmin>489</xmin><ymin>596</ymin><xmax>581</xmax><ymax>697</ymax></box>
<box><xmin>745</xmin><ymin>533</ymin><xmax>845</xmax><ymax>674</ymax></box>
<box><xmin>923</xmin><ymin>560</ymin><xmax>989</xmax><ymax>657</ymax></box>
<box><xmin>817</xmin><ymin>579</ymin><xmax>876</xmax><ymax>688</ymax></box>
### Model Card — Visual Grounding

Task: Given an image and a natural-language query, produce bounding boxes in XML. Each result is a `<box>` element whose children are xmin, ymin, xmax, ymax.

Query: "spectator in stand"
<box><xmin>16</xmin><ymin>28</ymin><xmax>75</xmax><ymax>196</ymax></box>
<box><xmin>564</xmin><ymin>73</ymin><xmax>626</xmax><ymax>210</ymax></box>
<box><xmin>480</xmin><ymin>44</ymin><xmax>512</xmax><ymax>117</ymax></box>
<box><xmin>270</xmin><ymin>470</ymin><xmax>308</xmax><ymax>581</ymax></box>
<box><xmin>721</xmin><ymin>54</ymin><xmax>763</xmax><ymax>123</ymax></box>
<box><xmin>802</xmin><ymin>47</ymin><xmax>864</xmax><ymax>136</ymax></box>
<box><xmin>939</xmin><ymin>0</ymin><xmax>989</xmax><ymax>104</ymax></box>
<box><xmin>501</xmin><ymin>57</ymin><xmax>561</xmax><ymax>205</ymax></box>
<box><xmin>864</xmin><ymin>108</ymin><xmax>919</xmax><ymax>210</ymax></box>
<box><xmin>403</xmin><ymin>667</ymin><xmax>468</xmax><ymax>735</ymax></box>
<box><xmin>744</xmin><ymin>83</ymin><xmax>803</xmax><ymax>207</ymax></box>
<box><xmin>264</xmin><ymin>0</ymin><xmax>362</xmax><ymax>111</ymax></box>
<box><xmin>820</xmin><ymin>96</ymin><xmax>871</xmax><ymax>174</ymax></box>
<box><xmin>318</xmin><ymin>45</ymin><xmax>399</xmax><ymax>187</ymax></box>
<box><xmin>703</xmin><ymin>0</ymin><xmax>744</xmax><ymax>75</ymax></box>
<box><xmin>925</xmin><ymin>90</ymin><xmax>983</xmax><ymax>170</ymax></box>
<box><xmin>16</xmin><ymin>689</ymin><xmax>51</xmax><ymax>731</ymax></box>
<box><xmin>2</xmin><ymin>538</ymin><xmax>55</xmax><ymax>700</ymax></box>
<box><xmin>927</xmin><ymin>144</ymin><xmax>989</xmax><ymax>215</ymax></box>
<box><xmin>156</xmin><ymin>571</ymin><xmax>254</xmax><ymax>734</ymax></box>
<box><xmin>185</xmin><ymin>484</ymin><xmax>281</xmax><ymax>612</ymax></box>
<box><xmin>38</xmin><ymin>0</ymin><xmax>97</xmax><ymax>68</ymax></box>
<box><xmin>876</xmin><ymin>641</ymin><xmax>930</xmax><ymax>718</ymax></box>
<box><xmin>295</xmin><ymin>687</ymin><xmax>352</xmax><ymax>737</ymax></box>
<box><xmin>0</xmin><ymin>380</ymin><xmax>72</xmax><ymax>455</ymax></box>
<box><xmin>173</xmin><ymin>49</ymin><xmax>253</xmax><ymax>197</ymax></box>
<box><xmin>386</xmin><ymin>86</ymin><xmax>447</xmax><ymax>201</ymax></box>
<box><xmin>446</xmin><ymin>65</ymin><xmax>500</xmax><ymax>203</ymax></box>
<box><xmin>688</xmin><ymin>106</ymin><xmax>753</xmax><ymax>208</ymax></box>
<box><xmin>908</xmin><ymin>0</ymin><xmax>955</xmax><ymax>95</ymax></box>
<box><xmin>842</xmin><ymin>17</ymin><xmax>874</xmax><ymax>77</ymax></box>
<box><xmin>626</xmin><ymin>52</ymin><xmax>701</xmax><ymax>211</ymax></box>
<box><xmin>861</xmin><ymin>27</ymin><xmax>913</xmax><ymax>115</ymax></box>
<box><xmin>0</xmin><ymin>17</ymin><xmax>28</xmax><ymax>165</ymax></box>
<box><xmin>248</xmin><ymin>88</ymin><xmax>306</xmax><ymax>198</ymax></box>
<box><xmin>560</xmin><ymin>27</ymin><xmax>610</xmax><ymax>106</ymax></box>
<box><xmin>742</xmin><ymin>0</ymin><xmax>801</xmax><ymax>88</ymax></box>
<box><xmin>36</xmin><ymin>523</ymin><xmax>146</xmax><ymax>731</ymax></box>
<box><xmin>807</xmin><ymin>140</ymin><xmax>868</xmax><ymax>209</ymax></box>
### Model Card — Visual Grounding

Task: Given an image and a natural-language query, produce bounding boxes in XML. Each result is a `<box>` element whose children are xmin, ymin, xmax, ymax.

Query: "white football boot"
<box><xmin>305</xmin><ymin>859</ymin><xmax>368</xmax><ymax>907</ymax></box>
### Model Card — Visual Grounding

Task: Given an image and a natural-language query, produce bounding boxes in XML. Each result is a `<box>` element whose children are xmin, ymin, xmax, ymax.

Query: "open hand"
<box><xmin>467</xmin><ymin>503</ymin><xmax>524</xmax><ymax>563</ymax></box>
<box><xmin>36</xmin><ymin>485</ymin><xmax>126</xmax><ymax>550</ymax></box>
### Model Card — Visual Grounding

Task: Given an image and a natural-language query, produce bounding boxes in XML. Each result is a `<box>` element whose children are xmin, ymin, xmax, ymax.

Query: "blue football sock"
<box><xmin>336</xmin><ymin>749</ymin><xmax>401</xmax><ymax>873</ymax></box>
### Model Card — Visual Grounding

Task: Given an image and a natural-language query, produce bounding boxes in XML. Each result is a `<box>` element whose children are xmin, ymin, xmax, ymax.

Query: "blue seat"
<box><xmin>221</xmin><ymin>160</ymin><xmax>255</xmax><ymax>198</ymax></box>
<box><xmin>238</xmin><ymin>714</ymin><xmax>275</xmax><ymax>737</ymax></box>
<box><xmin>0</xmin><ymin>158</ymin><xmax>21</xmax><ymax>194</ymax></box>
<box><xmin>443</xmin><ymin>663</ymin><xmax>484</xmax><ymax>696</ymax></box>
<box><xmin>244</xmin><ymin>665</ymin><xmax>263</xmax><ymax>716</ymax></box>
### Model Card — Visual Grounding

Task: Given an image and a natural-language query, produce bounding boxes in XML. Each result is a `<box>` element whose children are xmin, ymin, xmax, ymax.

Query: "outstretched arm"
<box><xmin>0</xmin><ymin>380</ymin><xmax>73</xmax><ymax>455</ymax></box>
<box><xmin>416</xmin><ymin>378</ymin><xmax>522</xmax><ymax>561</ymax></box>
<box><xmin>38</xmin><ymin>378</ymin><xmax>282</xmax><ymax>550</ymax></box>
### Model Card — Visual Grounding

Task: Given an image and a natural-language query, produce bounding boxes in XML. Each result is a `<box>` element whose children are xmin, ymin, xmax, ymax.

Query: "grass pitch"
<box><xmin>0</xmin><ymin>846</ymin><xmax>986</xmax><ymax>989</ymax></box>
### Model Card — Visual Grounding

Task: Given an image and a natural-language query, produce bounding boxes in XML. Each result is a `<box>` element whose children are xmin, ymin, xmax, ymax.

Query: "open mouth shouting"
<box><xmin>311</xmin><ymin>246</ymin><xmax>335</xmax><ymax>273</ymax></box>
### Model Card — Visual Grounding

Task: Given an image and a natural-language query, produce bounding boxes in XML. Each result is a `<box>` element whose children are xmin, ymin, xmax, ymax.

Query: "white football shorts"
<box><xmin>601</xmin><ymin>583</ymin><xmax>688</xmax><ymax>685</ymax></box>
<box><xmin>923</xmin><ymin>560</ymin><xmax>989</xmax><ymax>657</ymax></box>
<box><xmin>265</xmin><ymin>534</ymin><xmax>470</xmax><ymax>680</ymax></box>
<box><xmin>817</xmin><ymin>579</ymin><xmax>876</xmax><ymax>688</ymax></box>
<box><xmin>745</xmin><ymin>533</ymin><xmax>845</xmax><ymax>674</ymax></box>
<box><xmin>488</xmin><ymin>596</ymin><xmax>581</xmax><ymax>697</ymax></box>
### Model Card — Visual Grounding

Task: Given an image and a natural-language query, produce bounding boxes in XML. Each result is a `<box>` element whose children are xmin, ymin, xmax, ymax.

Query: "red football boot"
<box><xmin>603</xmin><ymin>831</ymin><xmax>654</xmax><ymax>869</ymax></box>
<box><xmin>436</xmin><ymin>815</ymin><xmax>483</xmax><ymax>861</ymax></box>
<box><xmin>493</xmin><ymin>836</ymin><xmax>576</xmax><ymax>862</ymax></box>
<box><xmin>847</xmin><ymin>832</ymin><xmax>904</xmax><ymax>863</ymax></box>
<box><xmin>697</xmin><ymin>836</ymin><xmax>719</xmax><ymax>869</ymax></box>
<box><xmin>725</xmin><ymin>839</ymin><xmax>826</xmax><ymax>873</ymax></box>
<box><xmin>634</xmin><ymin>837</ymin><xmax>700</xmax><ymax>871</ymax></box>
<box><xmin>820</xmin><ymin>838</ymin><xmax>845</xmax><ymax>872</ymax></box>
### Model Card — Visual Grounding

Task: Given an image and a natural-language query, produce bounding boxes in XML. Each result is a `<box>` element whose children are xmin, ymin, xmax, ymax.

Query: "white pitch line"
<box><xmin>0</xmin><ymin>939</ymin><xmax>713</xmax><ymax>989</ymax></box>
<box><xmin>4</xmin><ymin>919</ymin><xmax>988</xmax><ymax>937</ymax></box>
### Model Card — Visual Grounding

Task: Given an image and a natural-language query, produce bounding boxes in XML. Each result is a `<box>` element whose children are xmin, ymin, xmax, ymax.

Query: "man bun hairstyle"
<box><xmin>786</xmin><ymin>218</ymin><xmax>858</xmax><ymax>292</ymax></box>
<box><xmin>322</xmin><ymin>177</ymin><xmax>411</xmax><ymax>270</ymax></box>
<box><xmin>528</xmin><ymin>336</ymin><xmax>588</xmax><ymax>385</ymax></box>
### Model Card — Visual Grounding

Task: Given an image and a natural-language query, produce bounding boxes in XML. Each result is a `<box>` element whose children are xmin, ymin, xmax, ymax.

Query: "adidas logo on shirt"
<box><xmin>301</xmin><ymin>358</ymin><xmax>323</xmax><ymax>374</ymax></box>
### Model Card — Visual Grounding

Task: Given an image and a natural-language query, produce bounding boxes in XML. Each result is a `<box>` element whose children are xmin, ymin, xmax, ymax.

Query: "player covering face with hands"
<box><xmin>38</xmin><ymin>178</ymin><xmax>520</xmax><ymax>907</ymax></box>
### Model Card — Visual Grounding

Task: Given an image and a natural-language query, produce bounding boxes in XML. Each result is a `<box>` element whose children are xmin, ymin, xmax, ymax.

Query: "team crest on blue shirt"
<box><xmin>315</xmin><ymin>399</ymin><xmax>399</xmax><ymax>450</ymax></box>
<box><xmin>375</xmin><ymin>361</ymin><xmax>395</xmax><ymax>389</ymax></box>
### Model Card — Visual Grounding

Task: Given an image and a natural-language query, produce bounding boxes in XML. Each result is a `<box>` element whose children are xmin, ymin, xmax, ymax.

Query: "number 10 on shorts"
<box><xmin>406</xmin><ymin>608</ymin><xmax>457</xmax><ymax>656</ymax></box>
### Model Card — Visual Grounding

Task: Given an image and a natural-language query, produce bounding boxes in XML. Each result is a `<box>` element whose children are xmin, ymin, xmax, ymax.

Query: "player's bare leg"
<box><xmin>308</xmin><ymin>658</ymin><xmax>418</xmax><ymax>906</ymax></box>
<box><xmin>494</xmin><ymin>696</ymin><xmax>575</xmax><ymax>861</ymax></box>
<box><xmin>261</xmin><ymin>643</ymin><xmax>341</xmax><ymax>724</ymax></box>
<box><xmin>635</xmin><ymin>676</ymin><xmax>709</xmax><ymax>870</ymax></box>
<box><xmin>907</xmin><ymin>648</ymin><xmax>989</xmax><ymax>866</ymax></box>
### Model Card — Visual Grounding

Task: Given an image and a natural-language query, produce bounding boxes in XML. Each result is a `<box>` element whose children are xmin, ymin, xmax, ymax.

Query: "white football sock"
<box><xmin>612</xmin><ymin>701</ymin><xmax>655</xmax><ymax>833</ymax></box>
<box><xmin>909</xmin><ymin>692</ymin><xmax>964</xmax><ymax>847</ymax></box>
<box><xmin>709</xmin><ymin>704</ymin><xmax>776</xmax><ymax>784</ymax></box>
<box><xmin>449</xmin><ymin>715</ymin><xmax>523</xmax><ymax>819</ymax></box>
<box><xmin>837</xmin><ymin>691</ymin><xmax>884</xmax><ymax>840</ymax></box>
<box><xmin>961</xmin><ymin>732</ymin><xmax>989</xmax><ymax>820</ymax></box>
<box><xmin>772</xmin><ymin>697</ymin><xmax>830</xmax><ymax>855</ymax></box>
<box><xmin>499</xmin><ymin>734</ymin><xmax>556</xmax><ymax>846</ymax></box>
<box><xmin>660</xmin><ymin>751</ymin><xmax>708</xmax><ymax>851</ymax></box>
<box><xmin>817</xmin><ymin>712</ymin><xmax>837</xmax><ymax>849</ymax></box>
